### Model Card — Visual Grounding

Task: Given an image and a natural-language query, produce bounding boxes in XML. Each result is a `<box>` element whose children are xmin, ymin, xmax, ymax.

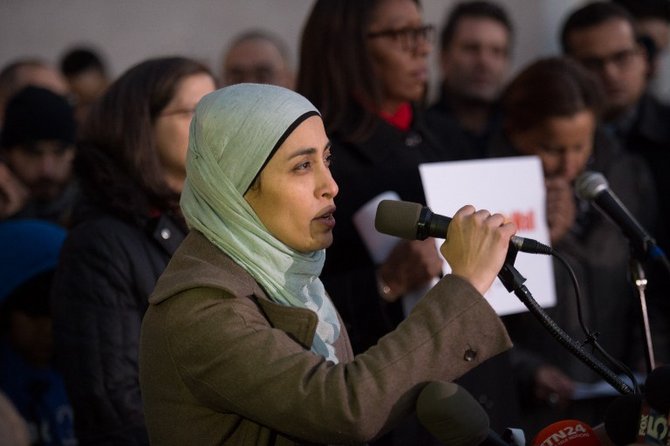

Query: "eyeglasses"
<box><xmin>577</xmin><ymin>47</ymin><xmax>641</xmax><ymax>73</ymax></box>
<box><xmin>367</xmin><ymin>24</ymin><xmax>435</xmax><ymax>52</ymax></box>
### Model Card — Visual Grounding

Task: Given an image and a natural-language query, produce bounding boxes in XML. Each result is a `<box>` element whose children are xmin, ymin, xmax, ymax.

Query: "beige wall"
<box><xmin>0</xmin><ymin>0</ymin><xmax>608</xmax><ymax>101</ymax></box>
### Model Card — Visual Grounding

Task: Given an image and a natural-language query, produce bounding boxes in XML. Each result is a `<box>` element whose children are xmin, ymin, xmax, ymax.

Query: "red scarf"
<box><xmin>378</xmin><ymin>102</ymin><xmax>413</xmax><ymax>132</ymax></box>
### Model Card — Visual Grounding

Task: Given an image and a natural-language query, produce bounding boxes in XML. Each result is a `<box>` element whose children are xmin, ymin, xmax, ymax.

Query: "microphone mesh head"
<box><xmin>575</xmin><ymin>171</ymin><xmax>609</xmax><ymax>201</ymax></box>
<box><xmin>375</xmin><ymin>200</ymin><xmax>422</xmax><ymax>240</ymax></box>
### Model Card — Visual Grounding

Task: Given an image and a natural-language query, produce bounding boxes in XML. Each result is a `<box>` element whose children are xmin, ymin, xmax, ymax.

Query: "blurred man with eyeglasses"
<box><xmin>562</xmin><ymin>1</ymin><xmax>670</xmax><ymax>372</ymax></box>
<box><xmin>428</xmin><ymin>0</ymin><xmax>513</xmax><ymax>159</ymax></box>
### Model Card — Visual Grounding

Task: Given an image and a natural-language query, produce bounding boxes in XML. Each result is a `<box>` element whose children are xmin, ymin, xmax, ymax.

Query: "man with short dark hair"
<box><xmin>428</xmin><ymin>0</ymin><xmax>513</xmax><ymax>158</ymax></box>
<box><xmin>562</xmin><ymin>0</ymin><xmax>670</xmax><ymax>370</ymax></box>
<box><xmin>60</xmin><ymin>46</ymin><xmax>110</xmax><ymax>124</ymax></box>
<box><xmin>0</xmin><ymin>86</ymin><xmax>79</xmax><ymax>225</ymax></box>
<box><xmin>562</xmin><ymin>1</ymin><xmax>670</xmax><ymax>252</ymax></box>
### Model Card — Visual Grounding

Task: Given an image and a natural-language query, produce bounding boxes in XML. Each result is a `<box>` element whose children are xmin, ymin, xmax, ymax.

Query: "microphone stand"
<box><xmin>497</xmin><ymin>246</ymin><xmax>634</xmax><ymax>395</ymax></box>
<box><xmin>629</xmin><ymin>248</ymin><xmax>656</xmax><ymax>374</ymax></box>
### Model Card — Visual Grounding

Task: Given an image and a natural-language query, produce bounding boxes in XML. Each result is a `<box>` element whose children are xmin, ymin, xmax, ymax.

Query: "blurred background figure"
<box><xmin>50</xmin><ymin>56</ymin><xmax>215</xmax><ymax>445</ymax></box>
<box><xmin>0</xmin><ymin>86</ymin><xmax>78</xmax><ymax>226</ymax></box>
<box><xmin>561</xmin><ymin>1</ymin><xmax>670</xmax><ymax>247</ymax></box>
<box><xmin>0</xmin><ymin>390</ymin><xmax>30</xmax><ymax>446</ymax></box>
<box><xmin>0</xmin><ymin>219</ymin><xmax>77</xmax><ymax>446</ymax></box>
<box><xmin>489</xmin><ymin>56</ymin><xmax>656</xmax><ymax>434</ymax></box>
<box><xmin>297</xmin><ymin>0</ymin><xmax>519</xmax><ymax>443</ymax></box>
<box><xmin>221</xmin><ymin>29</ymin><xmax>294</xmax><ymax>89</ymax></box>
<box><xmin>0</xmin><ymin>59</ymin><xmax>69</xmax><ymax>131</ymax></box>
<box><xmin>429</xmin><ymin>0</ymin><xmax>513</xmax><ymax>158</ymax></box>
<box><xmin>561</xmin><ymin>1</ymin><xmax>670</xmax><ymax>363</ymax></box>
<box><xmin>59</xmin><ymin>46</ymin><xmax>111</xmax><ymax>125</ymax></box>
<box><xmin>613</xmin><ymin>0</ymin><xmax>670</xmax><ymax>92</ymax></box>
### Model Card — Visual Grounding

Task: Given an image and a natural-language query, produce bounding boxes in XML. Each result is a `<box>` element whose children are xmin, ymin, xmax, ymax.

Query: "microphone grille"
<box><xmin>575</xmin><ymin>171</ymin><xmax>609</xmax><ymax>201</ymax></box>
<box><xmin>375</xmin><ymin>200</ymin><xmax>422</xmax><ymax>240</ymax></box>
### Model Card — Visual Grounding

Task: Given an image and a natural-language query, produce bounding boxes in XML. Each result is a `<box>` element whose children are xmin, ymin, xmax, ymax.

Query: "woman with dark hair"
<box><xmin>297</xmin><ymin>0</ymin><xmax>519</xmax><ymax>438</ymax></box>
<box><xmin>50</xmin><ymin>56</ymin><xmax>215</xmax><ymax>444</ymax></box>
<box><xmin>493</xmin><ymin>57</ymin><xmax>657</xmax><ymax>432</ymax></box>
<box><xmin>139</xmin><ymin>82</ymin><xmax>516</xmax><ymax>446</ymax></box>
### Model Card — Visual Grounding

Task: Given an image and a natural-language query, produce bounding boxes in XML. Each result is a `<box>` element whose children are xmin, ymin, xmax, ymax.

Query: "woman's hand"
<box><xmin>378</xmin><ymin>238</ymin><xmax>443</xmax><ymax>302</ymax></box>
<box><xmin>440</xmin><ymin>205</ymin><xmax>516</xmax><ymax>295</ymax></box>
<box><xmin>546</xmin><ymin>177</ymin><xmax>576</xmax><ymax>245</ymax></box>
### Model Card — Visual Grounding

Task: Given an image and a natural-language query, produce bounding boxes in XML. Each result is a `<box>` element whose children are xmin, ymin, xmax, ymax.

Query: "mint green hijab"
<box><xmin>180</xmin><ymin>84</ymin><xmax>341</xmax><ymax>363</ymax></box>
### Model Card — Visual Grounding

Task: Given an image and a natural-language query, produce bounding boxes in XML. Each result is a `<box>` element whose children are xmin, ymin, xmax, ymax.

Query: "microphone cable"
<box><xmin>551</xmin><ymin>248</ymin><xmax>641</xmax><ymax>395</ymax></box>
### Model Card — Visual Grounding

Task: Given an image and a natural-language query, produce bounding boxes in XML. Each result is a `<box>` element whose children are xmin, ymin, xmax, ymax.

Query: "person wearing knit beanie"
<box><xmin>0</xmin><ymin>86</ymin><xmax>79</xmax><ymax>225</ymax></box>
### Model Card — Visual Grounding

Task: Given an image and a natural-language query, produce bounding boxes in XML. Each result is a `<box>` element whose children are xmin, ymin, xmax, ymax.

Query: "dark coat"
<box><xmin>139</xmin><ymin>230</ymin><xmax>512</xmax><ymax>446</ymax></box>
<box><xmin>490</xmin><ymin>128</ymin><xmax>658</xmax><ymax>430</ymax></box>
<box><xmin>321</xmin><ymin>108</ymin><xmax>522</xmax><ymax>435</ymax></box>
<box><xmin>616</xmin><ymin>93</ymin><xmax>670</xmax><ymax>252</ymax></box>
<box><xmin>50</xmin><ymin>140</ymin><xmax>186</xmax><ymax>445</ymax></box>
<box><xmin>51</xmin><ymin>210</ymin><xmax>185</xmax><ymax>445</ymax></box>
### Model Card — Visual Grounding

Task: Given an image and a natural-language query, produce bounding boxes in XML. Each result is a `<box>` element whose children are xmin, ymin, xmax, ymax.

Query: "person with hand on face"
<box><xmin>139</xmin><ymin>83</ymin><xmax>518</xmax><ymax>446</ymax></box>
<box><xmin>50</xmin><ymin>57</ymin><xmax>215</xmax><ymax>445</ymax></box>
<box><xmin>0</xmin><ymin>86</ymin><xmax>78</xmax><ymax>226</ymax></box>
<box><xmin>489</xmin><ymin>57</ymin><xmax>656</xmax><ymax>434</ymax></box>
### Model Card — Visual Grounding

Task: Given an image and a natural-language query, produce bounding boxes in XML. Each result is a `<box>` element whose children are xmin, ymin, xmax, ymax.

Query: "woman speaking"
<box><xmin>139</xmin><ymin>83</ymin><xmax>516</xmax><ymax>445</ymax></box>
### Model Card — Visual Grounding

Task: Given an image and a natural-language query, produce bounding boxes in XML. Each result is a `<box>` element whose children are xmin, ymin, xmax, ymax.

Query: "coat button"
<box><xmin>464</xmin><ymin>349</ymin><xmax>477</xmax><ymax>362</ymax></box>
<box><xmin>160</xmin><ymin>228</ymin><xmax>171</xmax><ymax>240</ymax></box>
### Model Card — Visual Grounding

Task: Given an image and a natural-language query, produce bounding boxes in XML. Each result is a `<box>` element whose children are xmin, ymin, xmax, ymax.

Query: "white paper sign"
<box><xmin>419</xmin><ymin>156</ymin><xmax>556</xmax><ymax>315</ymax></box>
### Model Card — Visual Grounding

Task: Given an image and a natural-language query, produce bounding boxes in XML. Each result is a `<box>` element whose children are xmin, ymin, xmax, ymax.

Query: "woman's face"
<box><xmin>366</xmin><ymin>0</ymin><xmax>431</xmax><ymax>112</ymax></box>
<box><xmin>510</xmin><ymin>110</ymin><xmax>596</xmax><ymax>182</ymax></box>
<box><xmin>244</xmin><ymin>116</ymin><xmax>338</xmax><ymax>253</ymax></box>
<box><xmin>154</xmin><ymin>73</ymin><xmax>216</xmax><ymax>192</ymax></box>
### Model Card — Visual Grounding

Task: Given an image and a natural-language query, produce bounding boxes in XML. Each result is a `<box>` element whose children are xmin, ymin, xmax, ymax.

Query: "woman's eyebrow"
<box><xmin>287</xmin><ymin>141</ymin><xmax>332</xmax><ymax>160</ymax></box>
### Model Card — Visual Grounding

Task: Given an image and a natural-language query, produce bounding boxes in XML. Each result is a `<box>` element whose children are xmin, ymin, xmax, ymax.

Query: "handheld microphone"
<box><xmin>532</xmin><ymin>419</ymin><xmax>601</xmax><ymax>446</ymax></box>
<box><xmin>416</xmin><ymin>381</ymin><xmax>522</xmax><ymax>446</ymax></box>
<box><xmin>575</xmin><ymin>171</ymin><xmax>663</xmax><ymax>260</ymax></box>
<box><xmin>605</xmin><ymin>392</ymin><xmax>669</xmax><ymax>445</ymax></box>
<box><xmin>374</xmin><ymin>200</ymin><xmax>553</xmax><ymax>255</ymax></box>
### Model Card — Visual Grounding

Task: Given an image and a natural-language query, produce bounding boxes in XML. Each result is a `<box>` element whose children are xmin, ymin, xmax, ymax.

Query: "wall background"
<box><xmin>2</xmin><ymin>0</ymin><xmax>668</xmax><ymax>101</ymax></box>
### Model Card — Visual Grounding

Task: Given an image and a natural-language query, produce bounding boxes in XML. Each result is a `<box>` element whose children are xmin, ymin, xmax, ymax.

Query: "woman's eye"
<box><xmin>325</xmin><ymin>153</ymin><xmax>333</xmax><ymax>167</ymax></box>
<box><xmin>295</xmin><ymin>161</ymin><xmax>311</xmax><ymax>171</ymax></box>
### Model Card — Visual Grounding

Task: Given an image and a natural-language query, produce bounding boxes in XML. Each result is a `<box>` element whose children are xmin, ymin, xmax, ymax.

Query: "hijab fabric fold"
<box><xmin>180</xmin><ymin>83</ymin><xmax>341</xmax><ymax>363</ymax></box>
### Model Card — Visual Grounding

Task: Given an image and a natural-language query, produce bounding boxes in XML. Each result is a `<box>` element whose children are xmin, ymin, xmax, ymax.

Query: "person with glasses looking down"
<box><xmin>561</xmin><ymin>2</ymin><xmax>670</xmax><ymax>366</ymax></box>
<box><xmin>297</xmin><ymin>0</ymin><xmax>521</xmax><ymax>443</ymax></box>
<box><xmin>562</xmin><ymin>2</ymin><xmax>670</xmax><ymax>253</ymax></box>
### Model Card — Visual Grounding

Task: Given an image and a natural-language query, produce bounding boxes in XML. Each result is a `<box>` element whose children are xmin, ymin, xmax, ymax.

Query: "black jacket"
<box><xmin>51</xmin><ymin>210</ymin><xmax>184</xmax><ymax>445</ymax></box>
<box><xmin>321</xmin><ymin>107</ymin><xmax>521</xmax><ymax>436</ymax></box>
<box><xmin>50</xmin><ymin>146</ymin><xmax>186</xmax><ymax>445</ymax></box>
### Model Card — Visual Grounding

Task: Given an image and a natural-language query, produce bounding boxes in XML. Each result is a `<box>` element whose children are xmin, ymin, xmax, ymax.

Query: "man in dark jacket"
<box><xmin>561</xmin><ymin>1</ymin><xmax>670</xmax><ymax>364</ymax></box>
<box><xmin>428</xmin><ymin>1</ymin><xmax>513</xmax><ymax>159</ymax></box>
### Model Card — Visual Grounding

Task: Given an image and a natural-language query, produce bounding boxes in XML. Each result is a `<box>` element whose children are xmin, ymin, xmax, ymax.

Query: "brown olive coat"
<box><xmin>139</xmin><ymin>231</ymin><xmax>512</xmax><ymax>445</ymax></box>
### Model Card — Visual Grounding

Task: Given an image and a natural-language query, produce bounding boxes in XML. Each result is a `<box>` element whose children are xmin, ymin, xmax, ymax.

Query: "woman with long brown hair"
<box><xmin>50</xmin><ymin>56</ymin><xmax>215</xmax><ymax>444</ymax></box>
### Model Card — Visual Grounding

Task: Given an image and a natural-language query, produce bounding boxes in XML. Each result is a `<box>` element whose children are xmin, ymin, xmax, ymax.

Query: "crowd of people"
<box><xmin>1</xmin><ymin>0</ymin><xmax>669</xmax><ymax>445</ymax></box>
